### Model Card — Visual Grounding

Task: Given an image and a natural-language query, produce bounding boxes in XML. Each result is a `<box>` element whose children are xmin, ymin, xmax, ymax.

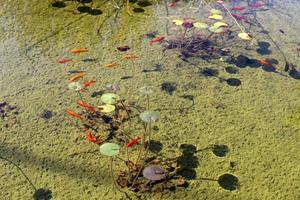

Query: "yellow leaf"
<box><xmin>208</xmin><ymin>14</ymin><xmax>223</xmax><ymax>20</ymax></box>
<box><xmin>212</xmin><ymin>21</ymin><xmax>228</xmax><ymax>28</ymax></box>
<box><xmin>172</xmin><ymin>19</ymin><xmax>184</xmax><ymax>26</ymax></box>
<box><xmin>210</xmin><ymin>9</ymin><xmax>222</xmax><ymax>15</ymax></box>
<box><xmin>193</xmin><ymin>22</ymin><xmax>208</xmax><ymax>29</ymax></box>
<box><xmin>98</xmin><ymin>104</ymin><xmax>116</xmax><ymax>113</ymax></box>
<box><xmin>238</xmin><ymin>32</ymin><xmax>252</xmax><ymax>40</ymax></box>
<box><xmin>209</xmin><ymin>26</ymin><xmax>225</xmax><ymax>33</ymax></box>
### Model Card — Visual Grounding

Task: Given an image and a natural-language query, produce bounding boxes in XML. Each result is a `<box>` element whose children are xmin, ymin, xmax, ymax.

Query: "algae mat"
<box><xmin>0</xmin><ymin>0</ymin><xmax>300</xmax><ymax>199</ymax></box>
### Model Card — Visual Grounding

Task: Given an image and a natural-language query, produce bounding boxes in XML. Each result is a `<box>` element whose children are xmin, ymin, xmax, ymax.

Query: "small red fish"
<box><xmin>66</xmin><ymin>110</ymin><xmax>84</xmax><ymax>120</ymax></box>
<box><xmin>57</xmin><ymin>58</ymin><xmax>72</xmax><ymax>64</ymax></box>
<box><xmin>169</xmin><ymin>0</ymin><xmax>177</xmax><ymax>8</ymax></box>
<box><xmin>126</xmin><ymin>136</ymin><xmax>141</xmax><ymax>148</ymax></box>
<box><xmin>123</xmin><ymin>54</ymin><xmax>139</xmax><ymax>60</ymax></box>
<box><xmin>231</xmin><ymin>6</ymin><xmax>245</xmax><ymax>11</ymax></box>
<box><xmin>250</xmin><ymin>2</ymin><xmax>264</xmax><ymax>9</ymax></box>
<box><xmin>150</xmin><ymin>36</ymin><xmax>165</xmax><ymax>45</ymax></box>
<box><xmin>232</xmin><ymin>13</ymin><xmax>247</xmax><ymax>21</ymax></box>
<box><xmin>70</xmin><ymin>48</ymin><xmax>88</xmax><ymax>53</ymax></box>
<box><xmin>69</xmin><ymin>72</ymin><xmax>86</xmax><ymax>82</ymax></box>
<box><xmin>258</xmin><ymin>59</ymin><xmax>272</xmax><ymax>67</ymax></box>
<box><xmin>83</xmin><ymin>80</ymin><xmax>96</xmax><ymax>88</ymax></box>
<box><xmin>77</xmin><ymin>100</ymin><xmax>97</xmax><ymax>112</ymax></box>
<box><xmin>86</xmin><ymin>131</ymin><xmax>97</xmax><ymax>143</ymax></box>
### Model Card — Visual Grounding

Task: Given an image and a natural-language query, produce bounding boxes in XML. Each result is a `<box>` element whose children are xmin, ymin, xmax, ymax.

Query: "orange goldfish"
<box><xmin>123</xmin><ymin>54</ymin><xmax>139</xmax><ymax>60</ymax></box>
<box><xmin>70</xmin><ymin>48</ymin><xmax>88</xmax><ymax>53</ymax></box>
<box><xmin>86</xmin><ymin>131</ymin><xmax>97</xmax><ymax>143</ymax></box>
<box><xmin>150</xmin><ymin>36</ymin><xmax>165</xmax><ymax>45</ymax></box>
<box><xmin>258</xmin><ymin>59</ymin><xmax>272</xmax><ymax>67</ymax></box>
<box><xmin>83</xmin><ymin>80</ymin><xmax>96</xmax><ymax>88</ymax></box>
<box><xmin>66</xmin><ymin>109</ymin><xmax>84</xmax><ymax>120</ymax></box>
<box><xmin>69</xmin><ymin>72</ymin><xmax>86</xmax><ymax>82</ymax></box>
<box><xmin>105</xmin><ymin>62</ymin><xmax>119</xmax><ymax>69</ymax></box>
<box><xmin>126</xmin><ymin>136</ymin><xmax>141</xmax><ymax>148</ymax></box>
<box><xmin>76</xmin><ymin>100</ymin><xmax>97</xmax><ymax>112</ymax></box>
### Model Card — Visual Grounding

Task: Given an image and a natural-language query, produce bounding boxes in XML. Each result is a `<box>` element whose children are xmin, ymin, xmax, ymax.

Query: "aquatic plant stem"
<box><xmin>110</xmin><ymin>157</ymin><xmax>125</xmax><ymax>194</ymax></box>
<box><xmin>146</xmin><ymin>95</ymin><xmax>150</xmax><ymax>110</ymax></box>
<box><xmin>77</xmin><ymin>91</ymin><xmax>83</xmax><ymax>101</ymax></box>
<box><xmin>220</xmin><ymin>3</ymin><xmax>246</xmax><ymax>33</ymax></box>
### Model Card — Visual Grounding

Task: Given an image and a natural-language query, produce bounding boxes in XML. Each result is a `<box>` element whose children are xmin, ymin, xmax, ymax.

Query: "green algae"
<box><xmin>0</xmin><ymin>1</ymin><xmax>300</xmax><ymax>200</ymax></box>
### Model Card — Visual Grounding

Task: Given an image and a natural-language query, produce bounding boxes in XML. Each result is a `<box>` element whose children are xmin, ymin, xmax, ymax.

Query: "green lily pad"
<box><xmin>68</xmin><ymin>82</ymin><xmax>83</xmax><ymax>91</ymax></box>
<box><xmin>210</xmin><ymin>9</ymin><xmax>222</xmax><ymax>15</ymax></box>
<box><xmin>193</xmin><ymin>22</ymin><xmax>208</xmax><ymax>29</ymax></box>
<box><xmin>99</xmin><ymin>143</ymin><xmax>120</xmax><ymax>156</ymax></box>
<box><xmin>100</xmin><ymin>93</ymin><xmax>120</xmax><ymax>104</ymax></box>
<box><xmin>209</xmin><ymin>26</ymin><xmax>225</xmax><ymax>33</ymax></box>
<box><xmin>98</xmin><ymin>104</ymin><xmax>115</xmax><ymax>113</ymax></box>
<box><xmin>140</xmin><ymin>110</ymin><xmax>160</xmax><ymax>123</ymax></box>
<box><xmin>139</xmin><ymin>86</ymin><xmax>154</xmax><ymax>95</ymax></box>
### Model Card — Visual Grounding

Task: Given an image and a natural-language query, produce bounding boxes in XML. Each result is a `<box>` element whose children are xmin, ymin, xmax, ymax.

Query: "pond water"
<box><xmin>0</xmin><ymin>0</ymin><xmax>300</xmax><ymax>199</ymax></box>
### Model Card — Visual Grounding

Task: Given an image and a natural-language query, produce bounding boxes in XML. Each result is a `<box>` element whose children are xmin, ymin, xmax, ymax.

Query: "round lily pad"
<box><xmin>172</xmin><ymin>19</ymin><xmax>184</xmax><ymax>26</ymax></box>
<box><xmin>100</xmin><ymin>93</ymin><xmax>120</xmax><ymax>104</ymax></box>
<box><xmin>98</xmin><ymin>104</ymin><xmax>115</xmax><ymax>113</ymax></box>
<box><xmin>139</xmin><ymin>110</ymin><xmax>160</xmax><ymax>123</ymax></box>
<box><xmin>68</xmin><ymin>82</ymin><xmax>83</xmax><ymax>91</ymax></box>
<box><xmin>212</xmin><ymin>21</ymin><xmax>228</xmax><ymax>28</ymax></box>
<box><xmin>209</xmin><ymin>26</ymin><xmax>225</xmax><ymax>33</ymax></box>
<box><xmin>143</xmin><ymin>165</ymin><xmax>166</xmax><ymax>181</ymax></box>
<box><xmin>193</xmin><ymin>22</ymin><xmax>208</xmax><ymax>29</ymax></box>
<box><xmin>139</xmin><ymin>86</ymin><xmax>154</xmax><ymax>96</ymax></box>
<box><xmin>208</xmin><ymin>14</ymin><xmax>223</xmax><ymax>20</ymax></box>
<box><xmin>99</xmin><ymin>143</ymin><xmax>120</xmax><ymax>156</ymax></box>
<box><xmin>210</xmin><ymin>9</ymin><xmax>222</xmax><ymax>15</ymax></box>
<box><xmin>238</xmin><ymin>32</ymin><xmax>252</xmax><ymax>40</ymax></box>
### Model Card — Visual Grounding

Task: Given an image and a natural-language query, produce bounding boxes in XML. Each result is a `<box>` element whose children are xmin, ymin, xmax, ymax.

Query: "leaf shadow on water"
<box><xmin>0</xmin><ymin>142</ymin><xmax>112</xmax><ymax>191</ymax></box>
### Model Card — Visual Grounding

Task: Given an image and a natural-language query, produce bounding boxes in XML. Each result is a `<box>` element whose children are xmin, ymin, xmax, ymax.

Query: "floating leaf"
<box><xmin>140</xmin><ymin>110</ymin><xmax>160</xmax><ymax>123</ymax></box>
<box><xmin>210</xmin><ymin>9</ymin><xmax>222</xmax><ymax>15</ymax></box>
<box><xmin>100</xmin><ymin>93</ymin><xmax>120</xmax><ymax>104</ymax></box>
<box><xmin>208</xmin><ymin>14</ymin><xmax>223</xmax><ymax>20</ymax></box>
<box><xmin>143</xmin><ymin>165</ymin><xmax>166</xmax><ymax>181</ymax></box>
<box><xmin>193</xmin><ymin>22</ymin><xmax>208</xmax><ymax>29</ymax></box>
<box><xmin>238</xmin><ymin>32</ymin><xmax>252</xmax><ymax>40</ymax></box>
<box><xmin>99</xmin><ymin>143</ymin><xmax>120</xmax><ymax>156</ymax></box>
<box><xmin>139</xmin><ymin>86</ymin><xmax>154</xmax><ymax>96</ymax></box>
<box><xmin>209</xmin><ymin>26</ymin><xmax>225</xmax><ymax>33</ymax></box>
<box><xmin>172</xmin><ymin>19</ymin><xmax>184</xmax><ymax>26</ymax></box>
<box><xmin>212</xmin><ymin>21</ymin><xmax>228</xmax><ymax>28</ymax></box>
<box><xmin>98</xmin><ymin>104</ymin><xmax>115</xmax><ymax>113</ymax></box>
<box><xmin>68</xmin><ymin>82</ymin><xmax>83</xmax><ymax>91</ymax></box>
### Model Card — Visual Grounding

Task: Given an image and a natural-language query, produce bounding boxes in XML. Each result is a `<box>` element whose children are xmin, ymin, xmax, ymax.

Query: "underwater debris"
<box><xmin>0</xmin><ymin>102</ymin><xmax>19</xmax><ymax>128</ymax></box>
<box><xmin>163</xmin><ymin>35</ymin><xmax>228</xmax><ymax>60</ymax></box>
<box><xmin>117</xmin><ymin>45</ymin><xmax>130</xmax><ymax>52</ymax></box>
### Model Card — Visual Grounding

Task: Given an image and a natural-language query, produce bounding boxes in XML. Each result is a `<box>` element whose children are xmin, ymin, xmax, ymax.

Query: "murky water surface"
<box><xmin>1</xmin><ymin>0</ymin><xmax>300</xmax><ymax>199</ymax></box>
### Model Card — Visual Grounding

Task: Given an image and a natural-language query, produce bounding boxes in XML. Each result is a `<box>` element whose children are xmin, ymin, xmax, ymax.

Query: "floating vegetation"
<box><xmin>217</xmin><ymin>174</ymin><xmax>239</xmax><ymax>191</ymax></box>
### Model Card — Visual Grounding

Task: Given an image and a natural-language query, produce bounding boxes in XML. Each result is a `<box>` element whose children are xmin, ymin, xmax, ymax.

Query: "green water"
<box><xmin>0</xmin><ymin>0</ymin><xmax>299</xmax><ymax>199</ymax></box>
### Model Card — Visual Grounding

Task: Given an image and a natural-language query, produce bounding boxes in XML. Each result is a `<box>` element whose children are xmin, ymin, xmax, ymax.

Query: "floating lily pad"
<box><xmin>143</xmin><ymin>165</ymin><xmax>166</xmax><ymax>181</ymax></box>
<box><xmin>98</xmin><ymin>104</ymin><xmax>115</xmax><ymax>113</ymax></box>
<box><xmin>238</xmin><ymin>32</ymin><xmax>252</xmax><ymax>40</ymax></box>
<box><xmin>99</xmin><ymin>143</ymin><xmax>120</xmax><ymax>156</ymax></box>
<box><xmin>193</xmin><ymin>22</ymin><xmax>208</xmax><ymax>29</ymax></box>
<box><xmin>209</xmin><ymin>26</ymin><xmax>225</xmax><ymax>33</ymax></box>
<box><xmin>210</xmin><ymin>9</ymin><xmax>222</xmax><ymax>15</ymax></box>
<box><xmin>88</xmin><ymin>9</ymin><xmax>103</xmax><ymax>15</ymax></box>
<box><xmin>137</xmin><ymin>0</ymin><xmax>152</xmax><ymax>7</ymax></box>
<box><xmin>212</xmin><ymin>21</ymin><xmax>228</xmax><ymax>28</ymax></box>
<box><xmin>51</xmin><ymin>1</ymin><xmax>66</xmax><ymax>8</ymax></box>
<box><xmin>100</xmin><ymin>93</ymin><xmax>120</xmax><ymax>104</ymax></box>
<box><xmin>139</xmin><ymin>86</ymin><xmax>154</xmax><ymax>95</ymax></box>
<box><xmin>172</xmin><ymin>19</ymin><xmax>184</xmax><ymax>26</ymax></box>
<box><xmin>218</xmin><ymin>174</ymin><xmax>239</xmax><ymax>190</ymax></box>
<box><xmin>77</xmin><ymin>6</ymin><xmax>92</xmax><ymax>13</ymax></box>
<box><xmin>68</xmin><ymin>82</ymin><xmax>83</xmax><ymax>91</ymax></box>
<box><xmin>139</xmin><ymin>110</ymin><xmax>160</xmax><ymax>123</ymax></box>
<box><xmin>208</xmin><ymin>14</ymin><xmax>223</xmax><ymax>20</ymax></box>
